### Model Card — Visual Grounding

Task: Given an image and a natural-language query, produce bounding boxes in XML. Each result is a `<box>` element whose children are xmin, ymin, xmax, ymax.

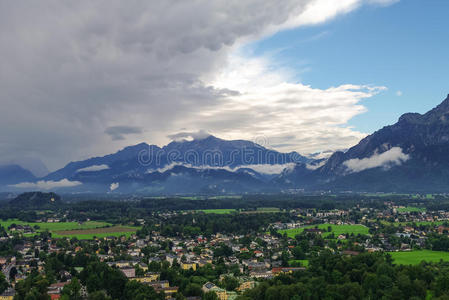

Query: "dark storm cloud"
<box><xmin>0</xmin><ymin>0</ymin><xmax>394</xmax><ymax>170</ymax></box>
<box><xmin>105</xmin><ymin>126</ymin><xmax>143</xmax><ymax>141</ymax></box>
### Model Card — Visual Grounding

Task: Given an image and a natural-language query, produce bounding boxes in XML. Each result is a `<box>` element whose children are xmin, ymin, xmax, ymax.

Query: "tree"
<box><xmin>123</xmin><ymin>280</ymin><xmax>164</xmax><ymax>300</ymax></box>
<box><xmin>0</xmin><ymin>273</ymin><xmax>8</xmax><ymax>294</ymax></box>
<box><xmin>9</xmin><ymin>266</ymin><xmax>17</xmax><ymax>281</ymax></box>
<box><xmin>291</xmin><ymin>246</ymin><xmax>305</xmax><ymax>260</ymax></box>
<box><xmin>61</xmin><ymin>277</ymin><xmax>82</xmax><ymax>300</ymax></box>
<box><xmin>184</xmin><ymin>283</ymin><xmax>203</xmax><ymax>297</ymax></box>
<box><xmin>222</xmin><ymin>276</ymin><xmax>239</xmax><ymax>291</ymax></box>
<box><xmin>203</xmin><ymin>291</ymin><xmax>218</xmax><ymax>300</ymax></box>
<box><xmin>87</xmin><ymin>291</ymin><xmax>112</xmax><ymax>300</ymax></box>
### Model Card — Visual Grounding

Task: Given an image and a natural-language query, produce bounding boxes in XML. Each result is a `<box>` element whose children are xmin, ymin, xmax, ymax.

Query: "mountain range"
<box><xmin>3</xmin><ymin>94</ymin><xmax>449</xmax><ymax>194</ymax></box>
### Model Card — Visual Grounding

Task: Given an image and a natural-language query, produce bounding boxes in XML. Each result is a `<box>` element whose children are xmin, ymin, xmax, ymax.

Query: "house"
<box><xmin>137</xmin><ymin>262</ymin><xmax>148</xmax><ymax>272</ymax></box>
<box><xmin>0</xmin><ymin>288</ymin><xmax>15</xmax><ymax>300</ymax></box>
<box><xmin>165</xmin><ymin>254</ymin><xmax>177</xmax><ymax>265</ymax></box>
<box><xmin>202</xmin><ymin>282</ymin><xmax>227</xmax><ymax>300</ymax></box>
<box><xmin>47</xmin><ymin>281</ymin><xmax>70</xmax><ymax>300</ymax></box>
<box><xmin>148</xmin><ymin>281</ymin><xmax>170</xmax><ymax>289</ymax></box>
<box><xmin>249</xmin><ymin>271</ymin><xmax>273</xmax><ymax>279</ymax></box>
<box><xmin>181</xmin><ymin>262</ymin><xmax>197</xmax><ymax>271</ymax></box>
<box><xmin>253</xmin><ymin>250</ymin><xmax>263</xmax><ymax>257</ymax></box>
<box><xmin>120</xmin><ymin>267</ymin><xmax>136</xmax><ymax>278</ymax></box>
<box><xmin>133</xmin><ymin>273</ymin><xmax>160</xmax><ymax>283</ymax></box>
<box><xmin>272</xmin><ymin>267</ymin><xmax>305</xmax><ymax>275</ymax></box>
<box><xmin>237</xmin><ymin>281</ymin><xmax>255</xmax><ymax>292</ymax></box>
<box><xmin>160</xmin><ymin>286</ymin><xmax>179</xmax><ymax>299</ymax></box>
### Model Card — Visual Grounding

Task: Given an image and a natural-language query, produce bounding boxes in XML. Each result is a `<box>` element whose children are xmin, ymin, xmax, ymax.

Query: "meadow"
<box><xmin>381</xmin><ymin>220</ymin><xmax>446</xmax><ymax>226</ymax></box>
<box><xmin>52</xmin><ymin>226</ymin><xmax>138</xmax><ymax>239</ymax></box>
<box><xmin>197</xmin><ymin>209</ymin><xmax>238</xmax><ymax>214</ymax></box>
<box><xmin>396</xmin><ymin>206</ymin><xmax>426</xmax><ymax>213</ymax></box>
<box><xmin>289</xmin><ymin>259</ymin><xmax>309</xmax><ymax>267</ymax></box>
<box><xmin>388</xmin><ymin>250</ymin><xmax>449</xmax><ymax>265</ymax></box>
<box><xmin>279</xmin><ymin>224</ymin><xmax>369</xmax><ymax>238</ymax></box>
<box><xmin>0</xmin><ymin>219</ymin><xmax>139</xmax><ymax>239</ymax></box>
<box><xmin>242</xmin><ymin>207</ymin><xmax>282</xmax><ymax>214</ymax></box>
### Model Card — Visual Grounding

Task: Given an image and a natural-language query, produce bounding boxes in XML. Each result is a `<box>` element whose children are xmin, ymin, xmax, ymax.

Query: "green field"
<box><xmin>58</xmin><ymin>232</ymin><xmax>135</xmax><ymax>239</ymax></box>
<box><xmin>279</xmin><ymin>224</ymin><xmax>369</xmax><ymax>238</ymax></box>
<box><xmin>197</xmin><ymin>209</ymin><xmax>237</xmax><ymax>214</ymax></box>
<box><xmin>242</xmin><ymin>207</ymin><xmax>282</xmax><ymax>214</ymax></box>
<box><xmin>0</xmin><ymin>219</ymin><xmax>139</xmax><ymax>239</ymax></box>
<box><xmin>0</xmin><ymin>219</ymin><xmax>110</xmax><ymax>231</ymax></box>
<box><xmin>51</xmin><ymin>226</ymin><xmax>138</xmax><ymax>239</ymax></box>
<box><xmin>388</xmin><ymin>250</ymin><xmax>449</xmax><ymax>265</ymax></box>
<box><xmin>289</xmin><ymin>259</ymin><xmax>309</xmax><ymax>267</ymax></box>
<box><xmin>381</xmin><ymin>220</ymin><xmax>446</xmax><ymax>226</ymax></box>
<box><xmin>256</xmin><ymin>207</ymin><xmax>281</xmax><ymax>212</ymax></box>
<box><xmin>396</xmin><ymin>206</ymin><xmax>426</xmax><ymax>213</ymax></box>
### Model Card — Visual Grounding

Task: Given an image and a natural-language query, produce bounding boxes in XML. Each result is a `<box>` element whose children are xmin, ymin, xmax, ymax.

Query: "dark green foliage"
<box><xmin>9</xmin><ymin>192</ymin><xmax>61</xmax><ymax>208</ymax></box>
<box><xmin>14</xmin><ymin>272</ymin><xmax>50</xmax><ymax>300</ymax></box>
<box><xmin>0</xmin><ymin>273</ymin><xmax>8</xmax><ymax>294</ymax></box>
<box><xmin>240</xmin><ymin>251</ymin><xmax>449</xmax><ymax>300</ymax></box>
<box><xmin>61</xmin><ymin>277</ymin><xmax>82</xmax><ymax>300</ymax></box>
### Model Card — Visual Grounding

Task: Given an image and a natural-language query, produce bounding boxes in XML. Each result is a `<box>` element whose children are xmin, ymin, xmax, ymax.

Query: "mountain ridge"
<box><xmin>4</xmin><ymin>94</ymin><xmax>449</xmax><ymax>193</ymax></box>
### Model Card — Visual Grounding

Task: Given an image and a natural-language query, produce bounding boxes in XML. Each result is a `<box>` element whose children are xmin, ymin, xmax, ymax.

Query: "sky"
<box><xmin>1</xmin><ymin>0</ymin><xmax>448</xmax><ymax>172</ymax></box>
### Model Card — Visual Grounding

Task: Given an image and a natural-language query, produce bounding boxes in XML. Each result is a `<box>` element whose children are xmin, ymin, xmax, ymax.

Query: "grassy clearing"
<box><xmin>289</xmin><ymin>259</ymin><xmax>309</xmax><ymax>267</ymax></box>
<box><xmin>0</xmin><ymin>219</ymin><xmax>138</xmax><ymax>239</ymax></box>
<box><xmin>197</xmin><ymin>209</ymin><xmax>237</xmax><ymax>214</ymax></box>
<box><xmin>242</xmin><ymin>207</ymin><xmax>282</xmax><ymax>214</ymax></box>
<box><xmin>52</xmin><ymin>226</ymin><xmax>138</xmax><ymax>239</ymax></box>
<box><xmin>279</xmin><ymin>224</ymin><xmax>369</xmax><ymax>238</ymax></box>
<box><xmin>381</xmin><ymin>220</ymin><xmax>446</xmax><ymax>226</ymax></box>
<box><xmin>0</xmin><ymin>219</ymin><xmax>110</xmax><ymax>231</ymax></box>
<box><xmin>256</xmin><ymin>207</ymin><xmax>280</xmax><ymax>212</ymax></box>
<box><xmin>388</xmin><ymin>250</ymin><xmax>449</xmax><ymax>265</ymax></box>
<box><xmin>397</xmin><ymin>206</ymin><xmax>426</xmax><ymax>213</ymax></box>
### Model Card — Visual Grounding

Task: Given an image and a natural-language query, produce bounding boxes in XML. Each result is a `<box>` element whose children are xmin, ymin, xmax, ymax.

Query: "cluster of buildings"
<box><xmin>2</xmin><ymin>201</ymin><xmax>449</xmax><ymax>299</ymax></box>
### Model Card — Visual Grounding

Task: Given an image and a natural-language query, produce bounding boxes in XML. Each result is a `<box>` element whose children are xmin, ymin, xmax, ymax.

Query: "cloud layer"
<box><xmin>77</xmin><ymin>164</ymin><xmax>110</xmax><ymax>172</ymax></box>
<box><xmin>147</xmin><ymin>162</ymin><xmax>296</xmax><ymax>175</ymax></box>
<box><xmin>11</xmin><ymin>179</ymin><xmax>82</xmax><ymax>190</ymax></box>
<box><xmin>343</xmin><ymin>147</ymin><xmax>410</xmax><ymax>173</ymax></box>
<box><xmin>0</xmin><ymin>0</ymin><xmax>395</xmax><ymax>170</ymax></box>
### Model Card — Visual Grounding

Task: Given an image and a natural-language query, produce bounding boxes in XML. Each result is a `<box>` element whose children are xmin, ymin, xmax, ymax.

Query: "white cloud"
<box><xmin>167</xmin><ymin>130</ymin><xmax>211</xmax><ymax>141</ymax></box>
<box><xmin>11</xmin><ymin>179</ymin><xmax>82</xmax><ymax>190</ymax></box>
<box><xmin>110</xmin><ymin>182</ymin><xmax>119</xmax><ymax>191</ymax></box>
<box><xmin>200</xmin><ymin>54</ymin><xmax>386</xmax><ymax>154</ymax></box>
<box><xmin>307</xmin><ymin>150</ymin><xmax>337</xmax><ymax>160</ymax></box>
<box><xmin>0</xmin><ymin>1</ymin><xmax>393</xmax><ymax>170</ymax></box>
<box><xmin>396</xmin><ymin>90</ymin><xmax>403</xmax><ymax>96</ymax></box>
<box><xmin>306</xmin><ymin>160</ymin><xmax>327</xmax><ymax>170</ymax></box>
<box><xmin>239</xmin><ymin>163</ymin><xmax>296</xmax><ymax>175</ymax></box>
<box><xmin>77</xmin><ymin>164</ymin><xmax>110</xmax><ymax>172</ymax></box>
<box><xmin>343</xmin><ymin>147</ymin><xmax>409</xmax><ymax>173</ymax></box>
<box><xmin>147</xmin><ymin>162</ymin><xmax>295</xmax><ymax>175</ymax></box>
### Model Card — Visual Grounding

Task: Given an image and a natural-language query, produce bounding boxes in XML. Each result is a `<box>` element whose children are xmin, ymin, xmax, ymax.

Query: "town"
<box><xmin>1</xmin><ymin>193</ymin><xmax>449</xmax><ymax>299</ymax></box>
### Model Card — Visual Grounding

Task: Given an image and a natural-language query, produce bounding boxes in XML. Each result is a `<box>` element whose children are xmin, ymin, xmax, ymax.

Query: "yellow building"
<box><xmin>133</xmin><ymin>273</ymin><xmax>160</xmax><ymax>283</ymax></box>
<box><xmin>181</xmin><ymin>263</ymin><xmax>197</xmax><ymax>271</ymax></box>
<box><xmin>237</xmin><ymin>281</ymin><xmax>255</xmax><ymax>292</ymax></box>
<box><xmin>212</xmin><ymin>288</ymin><xmax>228</xmax><ymax>300</ymax></box>
<box><xmin>203</xmin><ymin>283</ymin><xmax>228</xmax><ymax>300</ymax></box>
<box><xmin>114</xmin><ymin>261</ymin><xmax>131</xmax><ymax>268</ymax></box>
<box><xmin>162</xmin><ymin>286</ymin><xmax>178</xmax><ymax>299</ymax></box>
<box><xmin>0</xmin><ymin>288</ymin><xmax>15</xmax><ymax>300</ymax></box>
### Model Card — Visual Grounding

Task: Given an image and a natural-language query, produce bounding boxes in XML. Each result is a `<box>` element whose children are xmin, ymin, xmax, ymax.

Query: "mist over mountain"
<box><xmin>2</xmin><ymin>135</ymin><xmax>307</xmax><ymax>194</ymax></box>
<box><xmin>0</xmin><ymin>165</ymin><xmax>36</xmax><ymax>186</ymax></box>
<box><xmin>281</xmin><ymin>94</ymin><xmax>449</xmax><ymax>192</ymax></box>
<box><xmin>4</xmin><ymin>95</ymin><xmax>449</xmax><ymax>194</ymax></box>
